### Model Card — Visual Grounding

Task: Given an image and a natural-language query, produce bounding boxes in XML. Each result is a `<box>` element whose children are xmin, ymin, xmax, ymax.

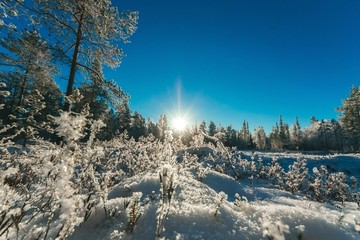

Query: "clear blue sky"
<box><xmin>108</xmin><ymin>0</ymin><xmax>360</xmax><ymax>133</ymax></box>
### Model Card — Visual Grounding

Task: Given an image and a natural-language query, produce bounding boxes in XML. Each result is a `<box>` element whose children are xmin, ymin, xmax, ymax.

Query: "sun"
<box><xmin>172</xmin><ymin>117</ymin><xmax>187</xmax><ymax>132</ymax></box>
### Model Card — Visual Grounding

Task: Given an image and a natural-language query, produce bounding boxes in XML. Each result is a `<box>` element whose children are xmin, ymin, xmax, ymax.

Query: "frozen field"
<box><xmin>1</xmin><ymin>139</ymin><xmax>360</xmax><ymax>240</ymax></box>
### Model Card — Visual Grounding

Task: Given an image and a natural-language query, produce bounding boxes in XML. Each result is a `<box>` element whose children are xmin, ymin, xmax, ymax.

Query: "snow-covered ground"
<box><xmin>242</xmin><ymin>151</ymin><xmax>360</xmax><ymax>181</ymax></box>
<box><xmin>1</xmin><ymin>139</ymin><xmax>360</xmax><ymax>240</ymax></box>
<box><xmin>70</xmin><ymin>163</ymin><xmax>360</xmax><ymax>240</ymax></box>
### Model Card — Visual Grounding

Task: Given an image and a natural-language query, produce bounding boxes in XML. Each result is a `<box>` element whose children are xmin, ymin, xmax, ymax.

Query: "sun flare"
<box><xmin>172</xmin><ymin>117</ymin><xmax>187</xmax><ymax>132</ymax></box>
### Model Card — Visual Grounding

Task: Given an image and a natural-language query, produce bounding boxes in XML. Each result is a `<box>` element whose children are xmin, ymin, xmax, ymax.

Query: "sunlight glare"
<box><xmin>172</xmin><ymin>117</ymin><xmax>187</xmax><ymax>132</ymax></box>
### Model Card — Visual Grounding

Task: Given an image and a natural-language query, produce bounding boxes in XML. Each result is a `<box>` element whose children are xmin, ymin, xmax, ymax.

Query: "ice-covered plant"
<box><xmin>50</xmin><ymin>109</ymin><xmax>88</xmax><ymax>144</ymax></box>
<box><xmin>234</xmin><ymin>193</ymin><xmax>249</xmax><ymax>210</ymax></box>
<box><xmin>284</xmin><ymin>158</ymin><xmax>308</xmax><ymax>194</ymax></box>
<box><xmin>215</xmin><ymin>163</ymin><xmax>225</xmax><ymax>173</ymax></box>
<box><xmin>159</xmin><ymin>165</ymin><xmax>176</xmax><ymax>207</ymax></box>
<box><xmin>326</xmin><ymin>172</ymin><xmax>351</xmax><ymax>205</ymax></box>
<box><xmin>191</xmin><ymin>133</ymin><xmax>205</xmax><ymax>147</ymax></box>
<box><xmin>214</xmin><ymin>191</ymin><xmax>227</xmax><ymax>217</ymax></box>
<box><xmin>295</xmin><ymin>225</ymin><xmax>305</xmax><ymax>240</ymax></box>
<box><xmin>263</xmin><ymin>157</ymin><xmax>285</xmax><ymax>188</ymax></box>
<box><xmin>199</xmin><ymin>130</ymin><xmax>240</xmax><ymax>179</ymax></box>
<box><xmin>197</xmin><ymin>165</ymin><xmax>211</xmax><ymax>182</ymax></box>
<box><xmin>310</xmin><ymin>165</ymin><xmax>355</xmax><ymax>204</ymax></box>
<box><xmin>88</xmin><ymin>119</ymin><xmax>106</xmax><ymax>146</ymax></box>
<box><xmin>1</xmin><ymin>144</ymin><xmax>82</xmax><ymax>239</ymax></box>
<box><xmin>0</xmin><ymin>82</ymin><xmax>10</xmax><ymax>110</ymax></box>
<box><xmin>157</xmin><ymin>165</ymin><xmax>177</xmax><ymax>237</ymax></box>
<box><xmin>310</xmin><ymin>166</ymin><xmax>326</xmax><ymax>202</ymax></box>
<box><xmin>262</xmin><ymin>219</ymin><xmax>290</xmax><ymax>240</ymax></box>
<box><xmin>126</xmin><ymin>192</ymin><xmax>143</xmax><ymax>232</ymax></box>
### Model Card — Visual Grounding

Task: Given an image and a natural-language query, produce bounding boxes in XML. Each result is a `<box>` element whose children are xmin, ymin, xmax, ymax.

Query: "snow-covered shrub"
<box><xmin>0</xmin><ymin>108</ymin><xmax>109</xmax><ymax>240</ymax></box>
<box><xmin>283</xmin><ymin>158</ymin><xmax>309</xmax><ymax>194</ymax></box>
<box><xmin>310</xmin><ymin>165</ymin><xmax>355</xmax><ymax>204</ymax></box>
<box><xmin>310</xmin><ymin>166</ymin><xmax>327</xmax><ymax>202</ymax></box>
<box><xmin>215</xmin><ymin>163</ymin><xmax>225</xmax><ymax>173</ymax></box>
<box><xmin>126</xmin><ymin>192</ymin><xmax>143</xmax><ymax>232</ymax></box>
<box><xmin>196</xmin><ymin>165</ymin><xmax>211</xmax><ymax>182</ymax></box>
<box><xmin>214</xmin><ymin>191</ymin><xmax>227</xmax><ymax>217</ymax></box>
<box><xmin>234</xmin><ymin>193</ymin><xmax>249</xmax><ymax>210</ymax></box>
<box><xmin>295</xmin><ymin>225</ymin><xmax>305</xmax><ymax>240</ymax></box>
<box><xmin>262</xmin><ymin>219</ymin><xmax>290</xmax><ymax>240</ymax></box>
<box><xmin>0</xmin><ymin>143</ymin><xmax>85</xmax><ymax>239</ymax></box>
<box><xmin>159</xmin><ymin>165</ymin><xmax>176</xmax><ymax>207</ymax></box>
<box><xmin>157</xmin><ymin>165</ymin><xmax>176</xmax><ymax>237</ymax></box>
<box><xmin>263</xmin><ymin>157</ymin><xmax>285</xmax><ymax>188</ymax></box>
<box><xmin>50</xmin><ymin>109</ymin><xmax>87</xmax><ymax>143</ymax></box>
<box><xmin>191</xmin><ymin>133</ymin><xmax>205</xmax><ymax>147</ymax></box>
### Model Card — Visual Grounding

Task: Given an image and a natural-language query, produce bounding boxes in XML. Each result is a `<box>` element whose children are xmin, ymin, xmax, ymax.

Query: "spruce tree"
<box><xmin>253</xmin><ymin>126</ymin><xmax>267</xmax><ymax>150</ymax></box>
<box><xmin>290</xmin><ymin>117</ymin><xmax>302</xmax><ymax>150</ymax></box>
<box><xmin>208</xmin><ymin>120</ymin><xmax>217</xmax><ymax>136</ymax></box>
<box><xmin>338</xmin><ymin>86</ymin><xmax>360</xmax><ymax>150</ymax></box>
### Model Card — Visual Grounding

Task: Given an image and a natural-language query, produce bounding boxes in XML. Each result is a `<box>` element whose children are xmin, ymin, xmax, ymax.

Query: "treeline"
<box><xmin>186</xmin><ymin>86</ymin><xmax>360</xmax><ymax>152</ymax></box>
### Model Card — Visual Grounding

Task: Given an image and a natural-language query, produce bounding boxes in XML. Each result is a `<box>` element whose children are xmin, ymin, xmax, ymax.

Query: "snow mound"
<box><xmin>71</xmin><ymin>168</ymin><xmax>360</xmax><ymax>240</ymax></box>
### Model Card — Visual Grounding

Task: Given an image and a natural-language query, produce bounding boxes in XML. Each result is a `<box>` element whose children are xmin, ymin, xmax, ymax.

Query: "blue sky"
<box><xmin>108</xmin><ymin>0</ymin><xmax>360</xmax><ymax>132</ymax></box>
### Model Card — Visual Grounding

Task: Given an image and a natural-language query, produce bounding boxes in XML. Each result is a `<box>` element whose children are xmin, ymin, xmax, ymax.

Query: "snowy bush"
<box><xmin>263</xmin><ymin>157</ymin><xmax>285</xmax><ymax>188</ymax></box>
<box><xmin>283</xmin><ymin>158</ymin><xmax>309</xmax><ymax>194</ymax></box>
<box><xmin>1</xmin><ymin>116</ymin><xmax>360</xmax><ymax>239</ymax></box>
<box><xmin>262</xmin><ymin>219</ymin><xmax>290</xmax><ymax>240</ymax></box>
<box><xmin>126</xmin><ymin>192</ymin><xmax>143</xmax><ymax>232</ymax></box>
<box><xmin>214</xmin><ymin>191</ymin><xmax>227</xmax><ymax>217</ymax></box>
<box><xmin>309</xmin><ymin>165</ymin><xmax>356</xmax><ymax>204</ymax></box>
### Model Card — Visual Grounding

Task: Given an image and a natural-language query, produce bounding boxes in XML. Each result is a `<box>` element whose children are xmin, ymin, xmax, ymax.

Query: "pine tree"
<box><xmin>0</xmin><ymin>0</ymin><xmax>23</xmax><ymax>31</ymax></box>
<box><xmin>0</xmin><ymin>30</ymin><xmax>59</xmax><ymax>122</ymax></box>
<box><xmin>129</xmin><ymin>112</ymin><xmax>146</xmax><ymax>140</ymax></box>
<box><xmin>270</xmin><ymin>123</ymin><xmax>283</xmax><ymax>150</ymax></box>
<box><xmin>253</xmin><ymin>126</ymin><xmax>267</xmax><ymax>150</ymax></box>
<box><xmin>20</xmin><ymin>0</ymin><xmax>138</xmax><ymax>110</ymax></box>
<box><xmin>208</xmin><ymin>120</ymin><xmax>217</xmax><ymax>136</ymax></box>
<box><xmin>146</xmin><ymin>118</ymin><xmax>158</xmax><ymax>137</ymax></box>
<box><xmin>115</xmin><ymin>101</ymin><xmax>132</xmax><ymax>134</ymax></box>
<box><xmin>332</xmin><ymin>119</ymin><xmax>344</xmax><ymax>151</ymax></box>
<box><xmin>0</xmin><ymin>29</ymin><xmax>60</xmax><ymax>143</ymax></box>
<box><xmin>239</xmin><ymin>121</ymin><xmax>252</xmax><ymax>149</ymax></box>
<box><xmin>157</xmin><ymin>114</ymin><xmax>169</xmax><ymax>141</ymax></box>
<box><xmin>290</xmin><ymin>117</ymin><xmax>302</xmax><ymax>150</ymax></box>
<box><xmin>338</xmin><ymin>86</ymin><xmax>360</xmax><ymax>151</ymax></box>
<box><xmin>224</xmin><ymin>125</ymin><xmax>237</xmax><ymax>147</ymax></box>
<box><xmin>199</xmin><ymin>121</ymin><xmax>207</xmax><ymax>134</ymax></box>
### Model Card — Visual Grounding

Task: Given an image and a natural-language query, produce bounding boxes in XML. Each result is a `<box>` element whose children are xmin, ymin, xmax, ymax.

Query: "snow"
<box><xmin>1</xmin><ymin>139</ymin><xmax>360</xmax><ymax>240</ymax></box>
<box><xmin>70</xmin><ymin>159</ymin><xmax>360</xmax><ymax>240</ymax></box>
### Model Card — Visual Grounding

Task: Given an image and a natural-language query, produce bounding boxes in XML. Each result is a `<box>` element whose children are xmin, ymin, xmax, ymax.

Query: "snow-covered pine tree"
<box><xmin>129</xmin><ymin>111</ymin><xmax>146</xmax><ymax>140</ymax></box>
<box><xmin>0</xmin><ymin>29</ymin><xmax>59</xmax><ymax>122</ymax></box>
<box><xmin>0</xmin><ymin>29</ymin><xmax>61</xmax><ymax>144</ymax></box>
<box><xmin>253</xmin><ymin>126</ymin><xmax>267</xmax><ymax>150</ymax></box>
<box><xmin>239</xmin><ymin>120</ymin><xmax>252</xmax><ymax>149</ymax></box>
<box><xmin>157</xmin><ymin>114</ymin><xmax>169</xmax><ymax>141</ymax></box>
<box><xmin>270</xmin><ymin>123</ymin><xmax>283</xmax><ymax>150</ymax></box>
<box><xmin>208</xmin><ymin>120</ymin><xmax>217</xmax><ymax>136</ymax></box>
<box><xmin>19</xmin><ymin>0</ymin><xmax>138</xmax><ymax>111</ymax></box>
<box><xmin>290</xmin><ymin>117</ymin><xmax>302</xmax><ymax>150</ymax></box>
<box><xmin>145</xmin><ymin>118</ymin><xmax>158</xmax><ymax>137</ymax></box>
<box><xmin>338</xmin><ymin>86</ymin><xmax>360</xmax><ymax>151</ymax></box>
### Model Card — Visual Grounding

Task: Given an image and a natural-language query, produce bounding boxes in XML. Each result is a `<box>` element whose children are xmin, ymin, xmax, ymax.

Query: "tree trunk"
<box><xmin>17</xmin><ymin>64</ymin><xmax>30</xmax><ymax>107</ymax></box>
<box><xmin>64</xmin><ymin>13</ymin><xmax>83</xmax><ymax>111</ymax></box>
